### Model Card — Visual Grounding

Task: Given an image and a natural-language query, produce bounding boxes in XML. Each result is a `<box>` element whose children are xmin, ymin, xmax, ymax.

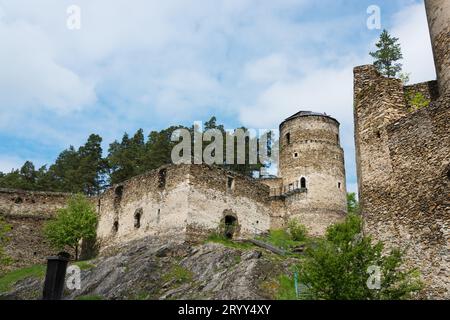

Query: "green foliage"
<box><xmin>275</xmin><ymin>275</ymin><xmax>298</xmax><ymax>300</ymax></box>
<box><xmin>298</xmin><ymin>215</ymin><xmax>422</xmax><ymax>300</ymax></box>
<box><xmin>72</xmin><ymin>260</ymin><xmax>95</xmax><ymax>271</ymax></box>
<box><xmin>162</xmin><ymin>265</ymin><xmax>193</xmax><ymax>284</ymax></box>
<box><xmin>0</xmin><ymin>135</ymin><xmax>108</xmax><ymax>195</ymax></box>
<box><xmin>287</xmin><ymin>220</ymin><xmax>308</xmax><ymax>242</ymax></box>
<box><xmin>347</xmin><ymin>193</ymin><xmax>360</xmax><ymax>215</ymax></box>
<box><xmin>206</xmin><ymin>232</ymin><xmax>255</xmax><ymax>250</ymax></box>
<box><xmin>0</xmin><ymin>264</ymin><xmax>46</xmax><ymax>293</ymax></box>
<box><xmin>0</xmin><ymin>116</ymin><xmax>273</xmax><ymax>192</ymax></box>
<box><xmin>370</xmin><ymin>29</ymin><xmax>403</xmax><ymax>78</ymax></box>
<box><xmin>407</xmin><ymin>92</ymin><xmax>430</xmax><ymax>112</ymax></box>
<box><xmin>44</xmin><ymin>194</ymin><xmax>98</xmax><ymax>260</ymax></box>
<box><xmin>263</xmin><ymin>229</ymin><xmax>304</xmax><ymax>251</ymax></box>
<box><xmin>0</xmin><ymin>217</ymin><xmax>12</xmax><ymax>269</ymax></box>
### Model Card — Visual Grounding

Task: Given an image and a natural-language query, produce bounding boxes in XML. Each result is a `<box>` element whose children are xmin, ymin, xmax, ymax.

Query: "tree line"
<box><xmin>0</xmin><ymin>117</ymin><xmax>269</xmax><ymax>195</ymax></box>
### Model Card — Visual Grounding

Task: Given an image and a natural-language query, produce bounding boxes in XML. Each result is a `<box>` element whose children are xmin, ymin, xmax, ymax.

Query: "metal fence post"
<box><xmin>42</xmin><ymin>252</ymin><xmax>70</xmax><ymax>300</ymax></box>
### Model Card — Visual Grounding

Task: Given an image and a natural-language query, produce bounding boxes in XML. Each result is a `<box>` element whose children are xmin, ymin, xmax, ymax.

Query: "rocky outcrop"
<box><xmin>1</xmin><ymin>236</ymin><xmax>295</xmax><ymax>300</ymax></box>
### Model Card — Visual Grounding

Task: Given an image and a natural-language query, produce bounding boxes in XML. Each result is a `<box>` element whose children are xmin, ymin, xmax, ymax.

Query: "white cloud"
<box><xmin>391</xmin><ymin>2</ymin><xmax>436</xmax><ymax>83</ymax></box>
<box><xmin>0</xmin><ymin>14</ymin><xmax>96</xmax><ymax>119</ymax></box>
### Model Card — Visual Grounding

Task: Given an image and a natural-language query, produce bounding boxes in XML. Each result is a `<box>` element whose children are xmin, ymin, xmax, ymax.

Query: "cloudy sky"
<box><xmin>0</xmin><ymin>0</ymin><xmax>435</xmax><ymax>194</ymax></box>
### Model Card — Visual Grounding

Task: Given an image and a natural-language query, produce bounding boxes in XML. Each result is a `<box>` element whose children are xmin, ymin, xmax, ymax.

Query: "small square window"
<box><xmin>294</xmin><ymin>152</ymin><xmax>299</xmax><ymax>158</ymax></box>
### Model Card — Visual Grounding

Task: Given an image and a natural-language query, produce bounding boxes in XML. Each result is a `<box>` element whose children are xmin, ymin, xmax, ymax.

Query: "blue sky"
<box><xmin>0</xmin><ymin>0</ymin><xmax>435</xmax><ymax>194</ymax></box>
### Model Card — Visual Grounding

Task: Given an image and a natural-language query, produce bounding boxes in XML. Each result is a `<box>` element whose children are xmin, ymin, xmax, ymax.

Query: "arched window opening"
<box><xmin>14</xmin><ymin>197</ymin><xmax>23</xmax><ymax>204</ymax></box>
<box><xmin>338</xmin><ymin>182</ymin><xmax>342</xmax><ymax>189</ymax></box>
<box><xmin>224</xmin><ymin>215</ymin><xmax>237</xmax><ymax>239</ymax></box>
<box><xmin>300</xmin><ymin>177</ymin><xmax>307</xmax><ymax>189</ymax></box>
<box><xmin>227</xmin><ymin>176</ymin><xmax>235</xmax><ymax>190</ymax></box>
<box><xmin>286</xmin><ymin>133</ymin><xmax>291</xmax><ymax>145</ymax></box>
<box><xmin>115</xmin><ymin>186</ymin><xmax>124</xmax><ymax>198</ymax></box>
<box><xmin>113</xmin><ymin>220</ymin><xmax>119</xmax><ymax>233</ymax></box>
<box><xmin>134</xmin><ymin>208</ymin><xmax>143</xmax><ymax>229</ymax></box>
<box><xmin>158</xmin><ymin>169</ymin><xmax>167</xmax><ymax>189</ymax></box>
<box><xmin>447</xmin><ymin>169</ymin><xmax>450</xmax><ymax>180</ymax></box>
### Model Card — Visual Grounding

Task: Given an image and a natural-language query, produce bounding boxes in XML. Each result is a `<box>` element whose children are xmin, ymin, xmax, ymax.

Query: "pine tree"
<box><xmin>370</xmin><ymin>29</ymin><xmax>403</xmax><ymax>78</ymax></box>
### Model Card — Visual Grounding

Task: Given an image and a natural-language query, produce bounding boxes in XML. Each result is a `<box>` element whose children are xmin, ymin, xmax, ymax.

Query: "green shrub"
<box><xmin>287</xmin><ymin>220</ymin><xmax>308</xmax><ymax>242</ymax></box>
<box><xmin>44</xmin><ymin>194</ymin><xmax>97</xmax><ymax>260</ymax></box>
<box><xmin>408</xmin><ymin>92</ymin><xmax>430</xmax><ymax>112</ymax></box>
<box><xmin>298</xmin><ymin>215</ymin><xmax>422</xmax><ymax>300</ymax></box>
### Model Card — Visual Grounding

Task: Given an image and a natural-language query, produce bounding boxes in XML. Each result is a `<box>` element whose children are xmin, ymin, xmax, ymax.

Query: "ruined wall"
<box><xmin>96</xmin><ymin>165</ymin><xmax>191</xmax><ymax>252</ymax></box>
<box><xmin>186</xmin><ymin>165</ymin><xmax>272</xmax><ymax>239</ymax></box>
<box><xmin>425</xmin><ymin>0</ymin><xmax>450</xmax><ymax>96</ymax></box>
<box><xmin>278</xmin><ymin>114</ymin><xmax>347</xmax><ymax>235</ymax></box>
<box><xmin>96</xmin><ymin>164</ymin><xmax>273</xmax><ymax>253</ymax></box>
<box><xmin>404</xmin><ymin>81</ymin><xmax>439</xmax><ymax>110</ymax></box>
<box><xmin>354</xmin><ymin>65</ymin><xmax>450</xmax><ymax>299</ymax></box>
<box><xmin>0</xmin><ymin>189</ymin><xmax>70</xmax><ymax>271</ymax></box>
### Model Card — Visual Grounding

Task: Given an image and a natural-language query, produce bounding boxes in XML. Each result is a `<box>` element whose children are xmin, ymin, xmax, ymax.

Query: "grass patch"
<box><xmin>206</xmin><ymin>233</ymin><xmax>255</xmax><ymax>250</ymax></box>
<box><xmin>260</xmin><ymin>229</ymin><xmax>305</xmax><ymax>251</ymax></box>
<box><xmin>72</xmin><ymin>260</ymin><xmax>95</xmax><ymax>271</ymax></box>
<box><xmin>76</xmin><ymin>295</ymin><xmax>103</xmax><ymax>300</ymax></box>
<box><xmin>162</xmin><ymin>265</ymin><xmax>193</xmax><ymax>284</ymax></box>
<box><xmin>0</xmin><ymin>265</ymin><xmax>46</xmax><ymax>293</ymax></box>
<box><xmin>275</xmin><ymin>275</ymin><xmax>298</xmax><ymax>300</ymax></box>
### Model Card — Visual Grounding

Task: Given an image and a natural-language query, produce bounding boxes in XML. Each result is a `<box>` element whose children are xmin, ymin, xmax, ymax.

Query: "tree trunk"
<box><xmin>75</xmin><ymin>245</ymin><xmax>79</xmax><ymax>261</ymax></box>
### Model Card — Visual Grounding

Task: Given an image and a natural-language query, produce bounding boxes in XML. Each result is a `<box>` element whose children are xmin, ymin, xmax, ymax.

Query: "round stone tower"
<box><xmin>425</xmin><ymin>0</ymin><xmax>450</xmax><ymax>96</ymax></box>
<box><xmin>278</xmin><ymin>111</ymin><xmax>347</xmax><ymax>235</ymax></box>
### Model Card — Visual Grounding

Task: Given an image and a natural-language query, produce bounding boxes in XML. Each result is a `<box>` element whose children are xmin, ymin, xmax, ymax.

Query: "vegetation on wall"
<box><xmin>44</xmin><ymin>194</ymin><xmax>97</xmax><ymax>260</ymax></box>
<box><xmin>370</xmin><ymin>29</ymin><xmax>404</xmax><ymax>78</ymax></box>
<box><xmin>0</xmin><ymin>117</ymin><xmax>271</xmax><ymax>194</ymax></box>
<box><xmin>407</xmin><ymin>92</ymin><xmax>431</xmax><ymax>112</ymax></box>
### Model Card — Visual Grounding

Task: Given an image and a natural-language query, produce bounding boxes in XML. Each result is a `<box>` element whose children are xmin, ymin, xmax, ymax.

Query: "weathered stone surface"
<box><xmin>0</xmin><ymin>189</ymin><xmax>71</xmax><ymax>272</ymax></box>
<box><xmin>354</xmin><ymin>63</ymin><xmax>450</xmax><ymax>299</ymax></box>
<box><xmin>278</xmin><ymin>113</ymin><xmax>348</xmax><ymax>235</ymax></box>
<box><xmin>1</xmin><ymin>237</ymin><xmax>293</xmax><ymax>300</ymax></box>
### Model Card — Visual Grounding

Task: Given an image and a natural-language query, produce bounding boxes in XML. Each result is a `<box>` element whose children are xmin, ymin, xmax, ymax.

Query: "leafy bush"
<box><xmin>347</xmin><ymin>192</ymin><xmax>360</xmax><ymax>215</ymax></box>
<box><xmin>408</xmin><ymin>92</ymin><xmax>430</xmax><ymax>112</ymax></box>
<box><xmin>298</xmin><ymin>215</ymin><xmax>422</xmax><ymax>300</ymax></box>
<box><xmin>287</xmin><ymin>220</ymin><xmax>308</xmax><ymax>242</ymax></box>
<box><xmin>44</xmin><ymin>194</ymin><xmax>97</xmax><ymax>260</ymax></box>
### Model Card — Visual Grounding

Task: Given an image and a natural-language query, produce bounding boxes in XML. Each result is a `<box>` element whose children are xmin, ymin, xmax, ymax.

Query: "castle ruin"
<box><xmin>354</xmin><ymin>0</ymin><xmax>449</xmax><ymax>299</ymax></box>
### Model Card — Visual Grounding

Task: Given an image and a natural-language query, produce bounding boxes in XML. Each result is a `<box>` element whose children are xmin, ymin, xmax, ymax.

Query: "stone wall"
<box><xmin>278</xmin><ymin>113</ymin><xmax>347</xmax><ymax>235</ymax></box>
<box><xmin>404</xmin><ymin>81</ymin><xmax>439</xmax><ymax>110</ymax></box>
<box><xmin>95</xmin><ymin>164</ymin><xmax>273</xmax><ymax>253</ymax></box>
<box><xmin>0</xmin><ymin>189</ymin><xmax>70</xmax><ymax>271</ymax></box>
<box><xmin>354</xmin><ymin>64</ymin><xmax>450</xmax><ymax>299</ymax></box>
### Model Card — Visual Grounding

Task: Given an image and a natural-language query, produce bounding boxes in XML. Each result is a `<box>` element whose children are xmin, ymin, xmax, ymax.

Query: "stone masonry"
<box><xmin>354</xmin><ymin>0</ymin><xmax>450</xmax><ymax>299</ymax></box>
